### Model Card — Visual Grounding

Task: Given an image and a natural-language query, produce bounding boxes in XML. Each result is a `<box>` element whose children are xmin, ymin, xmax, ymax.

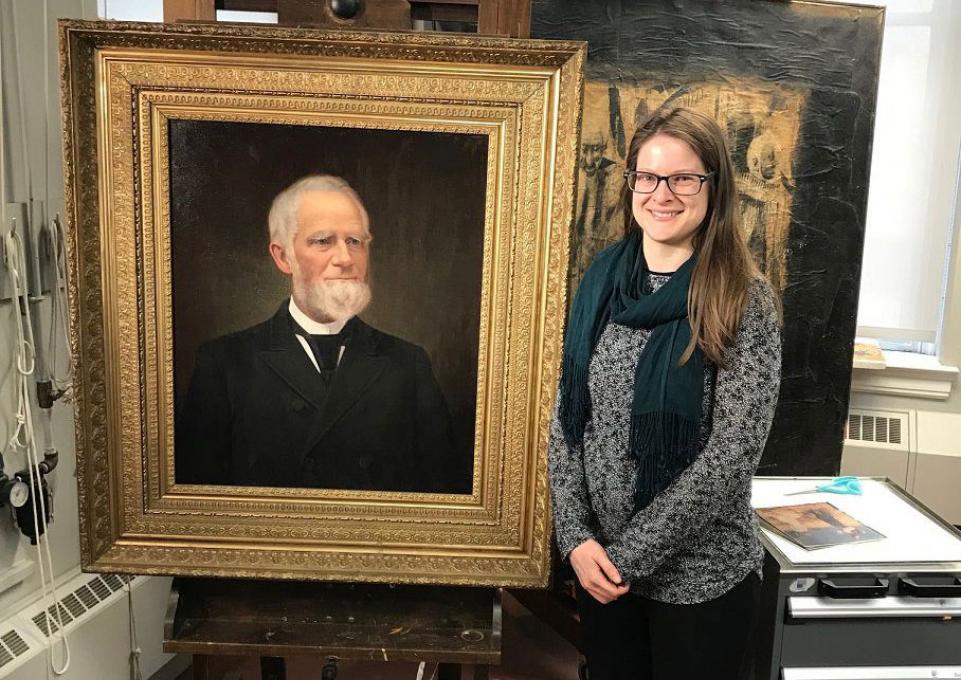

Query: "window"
<box><xmin>841</xmin><ymin>0</ymin><xmax>961</xmax><ymax>351</ymax></box>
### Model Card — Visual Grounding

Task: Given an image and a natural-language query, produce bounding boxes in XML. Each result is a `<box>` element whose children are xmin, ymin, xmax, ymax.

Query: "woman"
<box><xmin>548</xmin><ymin>107</ymin><xmax>781</xmax><ymax>680</ymax></box>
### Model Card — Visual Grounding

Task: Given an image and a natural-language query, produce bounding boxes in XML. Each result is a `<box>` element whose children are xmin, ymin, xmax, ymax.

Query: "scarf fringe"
<box><xmin>559</xmin><ymin>355</ymin><xmax>590</xmax><ymax>447</ymax></box>
<box><xmin>630</xmin><ymin>411</ymin><xmax>699</xmax><ymax>511</ymax></box>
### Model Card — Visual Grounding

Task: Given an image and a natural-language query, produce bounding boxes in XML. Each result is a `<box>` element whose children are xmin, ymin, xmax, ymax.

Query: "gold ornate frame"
<box><xmin>59</xmin><ymin>20</ymin><xmax>583</xmax><ymax>586</ymax></box>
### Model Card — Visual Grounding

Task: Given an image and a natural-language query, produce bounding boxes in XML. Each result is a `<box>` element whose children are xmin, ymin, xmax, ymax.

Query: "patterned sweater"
<box><xmin>548</xmin><ymin>273</ymin><xmax>781</xmax><ymax>604</ymax></box>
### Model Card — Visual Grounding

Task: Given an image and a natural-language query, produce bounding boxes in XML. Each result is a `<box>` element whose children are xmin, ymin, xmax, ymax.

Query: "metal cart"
<box><xmin>751</xmin><ymin>477</ymin><xmax>961</xmax><ymax>680</ymax></box>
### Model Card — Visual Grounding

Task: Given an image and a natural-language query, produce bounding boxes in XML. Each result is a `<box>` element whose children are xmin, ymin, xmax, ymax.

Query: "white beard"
<box><xmin>293</xmin><ymin>277</ymin><xmax>371</xmax><ymax>323</ymax></box>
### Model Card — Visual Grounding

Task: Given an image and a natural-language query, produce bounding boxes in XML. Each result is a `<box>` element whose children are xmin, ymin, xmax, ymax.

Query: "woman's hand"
<box><xmin>570</xmin><ymin>539</ymin><xmax>630</xmax><ymax>604</ymax></box>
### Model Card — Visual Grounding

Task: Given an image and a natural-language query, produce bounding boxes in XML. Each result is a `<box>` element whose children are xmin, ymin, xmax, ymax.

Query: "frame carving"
<box><xmin>60</xmin><ymin>20</ymin><xmax>583</xmax><ymax>586</ymax></box>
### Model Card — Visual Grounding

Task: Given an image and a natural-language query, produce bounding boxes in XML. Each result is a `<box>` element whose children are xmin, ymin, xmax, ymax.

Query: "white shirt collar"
<box><xmin>288</xmin><ymin>297</ymin><xmax>349</xmax><ymax>335</ymax></box>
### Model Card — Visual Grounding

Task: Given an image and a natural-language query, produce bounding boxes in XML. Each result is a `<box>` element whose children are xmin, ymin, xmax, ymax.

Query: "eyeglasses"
<box><xmin>623</xmin><ymin>170</ymin><xmax>715</xmax><ymax>196</ymax></box>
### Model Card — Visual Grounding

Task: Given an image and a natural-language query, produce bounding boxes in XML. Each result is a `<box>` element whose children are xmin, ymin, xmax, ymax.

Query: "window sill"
<box><xmin>851</xmin><ymin>350</ymin><xmax>959</xmax><ymax>400</ymax></box>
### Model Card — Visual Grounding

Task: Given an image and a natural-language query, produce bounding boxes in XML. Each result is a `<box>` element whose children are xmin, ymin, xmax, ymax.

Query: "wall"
<box><xmin>1</xmin><ymin>0</ymin><xmax>93</xmax><ymax>618</ymax></box>
<box><xmin>856</xmin><ymin>0</ymin><xmax>961</xmax><ymax>402</ymax></box>
<box><xmin>837</xmin><ymin>0</ymin><xmax>961</xmax><ymax>523</ymax></box>
<box><xmin>1</xmin><ymin>2</ymin><xmax>179</xmax><ymax>679</ymax></box>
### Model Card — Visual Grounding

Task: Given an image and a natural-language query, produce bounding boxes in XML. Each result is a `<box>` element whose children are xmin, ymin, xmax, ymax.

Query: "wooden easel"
<box><xmin>162</xmin><ymin>0</ymin><xmax>530</xmax><ymax>38</ymax></box>
<box><xmin>164</xmin><ymin>579</ymin><xmax>500</xmax><ymax>679</ymax></box>
<box><xmin>157</xmin><ymin>3</ymin><xmax>531</xmax><ymax>677</ymax></box>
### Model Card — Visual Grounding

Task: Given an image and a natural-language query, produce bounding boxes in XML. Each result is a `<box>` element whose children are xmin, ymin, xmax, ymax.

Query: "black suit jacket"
<box><xmin>175</xmin><ymin>305</ymin><xmax>462</xmax><ymax>492</ymax></box>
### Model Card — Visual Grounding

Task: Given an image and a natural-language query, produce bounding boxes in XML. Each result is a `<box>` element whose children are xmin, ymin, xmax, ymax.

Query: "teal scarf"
<box><xmin>559</xmin><ymin>230</ymin><xmax>704</xmax><ymax>510</ymax></box>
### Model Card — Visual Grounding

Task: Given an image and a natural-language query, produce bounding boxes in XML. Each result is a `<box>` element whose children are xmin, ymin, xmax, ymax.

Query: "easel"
<box><xmin>164</xmin><ymin>579</ymin><xmax>500</xmax><ymax>679</ymax></box>
<box><xmin>162</xmin><ymin>0</ymin><xmax>531</xmax><ymax>38</ymax></box>
<box><xmin>157</xmin><ymin>3</ymin><xmax>530</xmax><ymax>678</ymax></box>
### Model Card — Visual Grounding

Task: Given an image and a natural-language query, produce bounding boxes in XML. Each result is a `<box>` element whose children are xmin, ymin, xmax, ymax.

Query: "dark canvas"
<box><xmin>532</xmin><ymin>0</ymin><xmax>883</xmax><ymax>474</ymax></box>
<box><xmin>169</xmin><ymin>120</ymin><xmax>487</xmax><ymax>490</ymax></box>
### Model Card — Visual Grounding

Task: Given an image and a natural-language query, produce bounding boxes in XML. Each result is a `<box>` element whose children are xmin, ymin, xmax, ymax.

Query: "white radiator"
<box><xmin>0</xmin><ymin>572</ymin><xmax>183</xmax><ymax>680</ymax></box>
<box><xmin>843</xmin><ymin>408</ymin><xmax>961</xmax><ymax>524</ymax></box>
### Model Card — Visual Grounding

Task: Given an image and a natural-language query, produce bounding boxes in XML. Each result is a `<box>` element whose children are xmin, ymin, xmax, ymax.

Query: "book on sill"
<box><xmin>853</xmin><ymin>338</ymin><xmax>886</xmax><ymax>369</ymax></box>
<box><xmin>755</xmin><ymin>501</ymin><xmax>885</xmax><ymax>550</ymax></box>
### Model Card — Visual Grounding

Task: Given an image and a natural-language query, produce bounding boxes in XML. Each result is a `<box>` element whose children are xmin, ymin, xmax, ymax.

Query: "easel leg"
<box><xmin>261</xmin><ymin>656</ymin><xmax>286</xmax><ymax>680</ymax></box>
<box><xmin>191</xmin><ymin>654</ymin><xmax>210</xmax><ymax>680</ymax></box>
<box><xmin>436</xmin><ymin>664</ymin><xmax>490</xmax><ymax>680</ymax></box>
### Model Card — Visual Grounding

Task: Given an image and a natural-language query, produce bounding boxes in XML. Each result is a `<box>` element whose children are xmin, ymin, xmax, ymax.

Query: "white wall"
<box><xmin>1</xmin><ymin>2</ymin><xmax>180</xmax><ymax>679</ymax></box>
<box><xmin>823</xmin><ymin>0</ymin><xmax>961</xmax><ymax>523</ymax></box>
<box><xmin>840</xmin><ymin>0</ymin><xmax>961</xmax><ymax>410</ymax></box>
<box><xmin>0</xmin><ymin>0</ymin><xmax>92</xmax><ymax>617</ymax></box>
<box><xmin>98</xmin><ymin>0</ymin><xmax>162</xmax><ymax>21</ymax></box>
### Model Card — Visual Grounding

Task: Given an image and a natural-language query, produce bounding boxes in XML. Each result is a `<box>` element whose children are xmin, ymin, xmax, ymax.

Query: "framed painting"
<box><xmin>532</xmin><ymin>0</ymin><xmax>884</xmax><ymax>475</ymax></box>
<box><xmin>60</xmin><ymin>19</ymin><xmax>584</xmax><ymax>586</ymax></box>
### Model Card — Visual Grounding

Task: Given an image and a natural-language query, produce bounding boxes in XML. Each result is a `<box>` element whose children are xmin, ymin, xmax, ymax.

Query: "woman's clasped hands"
<box><xmin>569</xmin><ymin>539</ymin><xmax>630</xmax><ymax>604</ymax></box>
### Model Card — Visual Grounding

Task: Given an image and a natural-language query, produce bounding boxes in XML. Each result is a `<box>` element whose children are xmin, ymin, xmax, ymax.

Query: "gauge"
<box><xmin>2</xmin><ymin>477</ymin><xmax>30</xmax><ymax>509</ymax></box>
<box><xmin>9</xmin><ymin>480</ymin><xmax>29</xmax><ymax>508</ymax></box>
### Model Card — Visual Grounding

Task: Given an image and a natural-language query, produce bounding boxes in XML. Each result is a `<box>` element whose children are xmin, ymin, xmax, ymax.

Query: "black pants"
<box><xmin>575</xmin><ymin>571</ymin><xmax>760</xmax><ymax>680</ymax></box>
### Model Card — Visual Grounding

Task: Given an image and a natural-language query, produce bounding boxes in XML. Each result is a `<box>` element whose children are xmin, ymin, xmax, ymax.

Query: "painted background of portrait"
<box><xmin>533</xmin><ymin>0</ymin><xmax>883</xmax><ymax>474</ymax></box>
<box><xmin>169</xmin><ymin>121</ymin><xmax>487</xmax><ymax>490</ymax></box>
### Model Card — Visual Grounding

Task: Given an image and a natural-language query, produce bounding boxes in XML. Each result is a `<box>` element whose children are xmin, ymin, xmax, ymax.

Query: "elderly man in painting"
<box><xmin>175</xmin><ymin>175</ymin><xmax>458</xmax><ymax>493</ymax></box>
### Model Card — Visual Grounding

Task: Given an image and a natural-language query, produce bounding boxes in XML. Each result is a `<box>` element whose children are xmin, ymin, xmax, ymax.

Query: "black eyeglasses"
<box><xmin>623</xmin><ymin>170</ymin><xmax>715</xmax><ymax>196</ymax></box>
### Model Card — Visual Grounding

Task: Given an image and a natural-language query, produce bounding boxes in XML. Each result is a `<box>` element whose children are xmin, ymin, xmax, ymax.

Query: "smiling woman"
<box><xmin>629</xmin><ymin>134</ymin><xmax>711</xmax><ymax>272</ymax></box>
<box><xmin>548</xmin><ymin>107</ymin><xmax>782</xmax><ymax>680</ymax></box>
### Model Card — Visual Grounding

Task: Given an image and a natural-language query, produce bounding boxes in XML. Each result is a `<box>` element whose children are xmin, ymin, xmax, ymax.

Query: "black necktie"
<box><xmin>290</xmin><ymin>315</ymin><xmax>353</xmax><ymax>384</ymax></box>
<box><xmin>306</xmin><ymin>333</ymin><xmax>343</xmax><ymax>373</ymax></box>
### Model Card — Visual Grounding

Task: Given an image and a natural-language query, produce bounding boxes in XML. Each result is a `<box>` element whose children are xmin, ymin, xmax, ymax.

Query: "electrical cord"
<box><xmin>4</xmin><ymin>230</ymin><xmax>71</xmax><ymax>676</ymax></box>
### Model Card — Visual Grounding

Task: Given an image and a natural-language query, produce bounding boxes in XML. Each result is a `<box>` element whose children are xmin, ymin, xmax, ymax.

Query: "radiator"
<box><xmin>0</xmin><ymin>571</ymin><xmax>182</xmax><ymax>680</ymax></box>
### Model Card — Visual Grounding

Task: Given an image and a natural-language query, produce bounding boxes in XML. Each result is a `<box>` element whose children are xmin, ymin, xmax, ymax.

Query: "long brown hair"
<box><xmin>622</xmin><ymin>107</ymin><xmax>766</xmax><ymax>366</ymax></box>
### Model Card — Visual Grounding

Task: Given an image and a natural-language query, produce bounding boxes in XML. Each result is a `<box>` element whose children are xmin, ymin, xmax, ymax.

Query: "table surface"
<box><xmin>751</xmin><ymin>477</ymin><xmax>961</xmax><ymax>566</ymax></box>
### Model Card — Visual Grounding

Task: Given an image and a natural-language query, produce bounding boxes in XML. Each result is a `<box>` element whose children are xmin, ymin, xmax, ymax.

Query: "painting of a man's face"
<box><xmin>269</xmin><ymin>190</ymin><xmax>372</xmax><ymax>323</ymax></box>
<box><xmin>170</xmin><ymin>122</ymin><xmax>488</xmax><ymax>494</ymax></box>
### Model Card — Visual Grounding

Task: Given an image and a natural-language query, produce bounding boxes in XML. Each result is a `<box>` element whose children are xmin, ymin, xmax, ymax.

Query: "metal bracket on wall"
<box><xmin>0</xmin><ymin>201</ymin><xmax>57</xmax><ymax>303</ymax></box>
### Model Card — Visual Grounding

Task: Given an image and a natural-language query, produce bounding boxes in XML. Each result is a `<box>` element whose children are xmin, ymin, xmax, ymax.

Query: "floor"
<box><xmin>173</xmin><ymin>591</ymin><xmax>583</xmax><ymax>680</ymax></box>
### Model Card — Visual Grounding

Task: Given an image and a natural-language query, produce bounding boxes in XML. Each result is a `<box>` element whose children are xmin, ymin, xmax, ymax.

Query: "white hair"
<box><xmin>267</xmin><ymin>175</ymin><xmax>370</xmax><ymax>248</ymax></box>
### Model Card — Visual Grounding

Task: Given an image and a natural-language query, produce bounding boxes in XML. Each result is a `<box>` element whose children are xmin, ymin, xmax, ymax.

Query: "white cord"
<box><xmin>0</xmin><ymin>2</ymin><xmax>6</xmax><ymax>216</ymax></box>
<box><xmin>4</xmin><ymin>230</ymin><xmax>71</xmax><ymax>676</ymax></box>
<box><xmin>5</xmin><ymin>230</ymin><xmax>36</xmax><ymax>378</ymax></box>
<box><xmin>9</xmin><ymin>1</ymin><xmax>34</xmax><ymax>208</ymax></box>
<box><xmin>125</xmin><ymin>581</ymin><xmax>143</xmax><ymax>680</ymax></box>
<box><xmin>43</xmin><ymin>1</ymin><xmax>51</xmax><ymax>226</ymax></box>
<box><xmin>414</xmin><ymin>662</ymin><xmax>439</xmax><ymax>680</ymax></box>
<box><xmin>6</xmin><ymin>237</ymin><xmax>35</xmax><ymax>459</ymax></box>
<box><xmin>3</xmin><ymin>4</ymin><xmax>70</xmax><ymax>673</ymax></box>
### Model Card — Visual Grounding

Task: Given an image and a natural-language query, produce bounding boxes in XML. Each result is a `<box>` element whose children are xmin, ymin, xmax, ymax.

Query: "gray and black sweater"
<box><xmin>548</xmin><ymin>273</ymin><xmax>781</xmax><ymax>604</ymax></box>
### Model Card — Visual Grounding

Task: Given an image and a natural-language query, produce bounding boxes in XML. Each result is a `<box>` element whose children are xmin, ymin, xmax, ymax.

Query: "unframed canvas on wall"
<box><xmin>532</xmin><ymin>0</ymin><xmax>884</xmax><ymax>475</ymax></box>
